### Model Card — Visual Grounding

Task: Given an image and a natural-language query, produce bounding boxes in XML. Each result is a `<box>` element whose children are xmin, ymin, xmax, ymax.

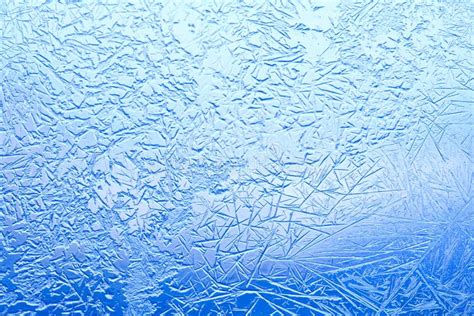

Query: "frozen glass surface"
<box><xmin>0</xmin><ymin>1</ymin><xmax>472</xmax><ymax>314</ymax></box>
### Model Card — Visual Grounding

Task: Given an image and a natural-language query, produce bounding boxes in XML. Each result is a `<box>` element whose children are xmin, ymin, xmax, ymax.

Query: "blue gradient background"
<box><xmin>0</xmin><ymin>1</ymin><xmax>473</xmax><ymax>315</ymax></box>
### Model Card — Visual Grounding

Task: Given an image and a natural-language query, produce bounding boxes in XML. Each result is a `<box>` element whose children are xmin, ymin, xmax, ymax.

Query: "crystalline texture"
<box><xmin>0</xmin><ymin>1</ymin><xmax>472</xmax><ymax>315</ymax></box>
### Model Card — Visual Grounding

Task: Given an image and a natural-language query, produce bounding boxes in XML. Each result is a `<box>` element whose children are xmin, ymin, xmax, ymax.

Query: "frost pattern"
<box><xmin>0</xmin><ymin>1</ymin><xmax>473</xmax><ymax>315</ymax></box>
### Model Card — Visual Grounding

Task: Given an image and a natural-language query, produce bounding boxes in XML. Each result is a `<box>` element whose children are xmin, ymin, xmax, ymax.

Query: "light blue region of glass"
<box><xmin>0</xmin><ymin>1</ymin><xmax>472</xmax><ymax>315</ymax></box>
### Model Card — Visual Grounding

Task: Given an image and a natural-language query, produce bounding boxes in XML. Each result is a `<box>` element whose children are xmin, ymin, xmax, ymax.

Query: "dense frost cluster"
<box><xmin>0</xmin><ymin>1</ymin><xmax>472</xmax><ymax>314</ymax></box>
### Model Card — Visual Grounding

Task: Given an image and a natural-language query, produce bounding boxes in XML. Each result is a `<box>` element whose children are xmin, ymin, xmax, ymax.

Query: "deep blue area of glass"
<box><xmin>0</xmin><ymin>1</ymin><xmax>473</xmax><ymax>315</ymax></box>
